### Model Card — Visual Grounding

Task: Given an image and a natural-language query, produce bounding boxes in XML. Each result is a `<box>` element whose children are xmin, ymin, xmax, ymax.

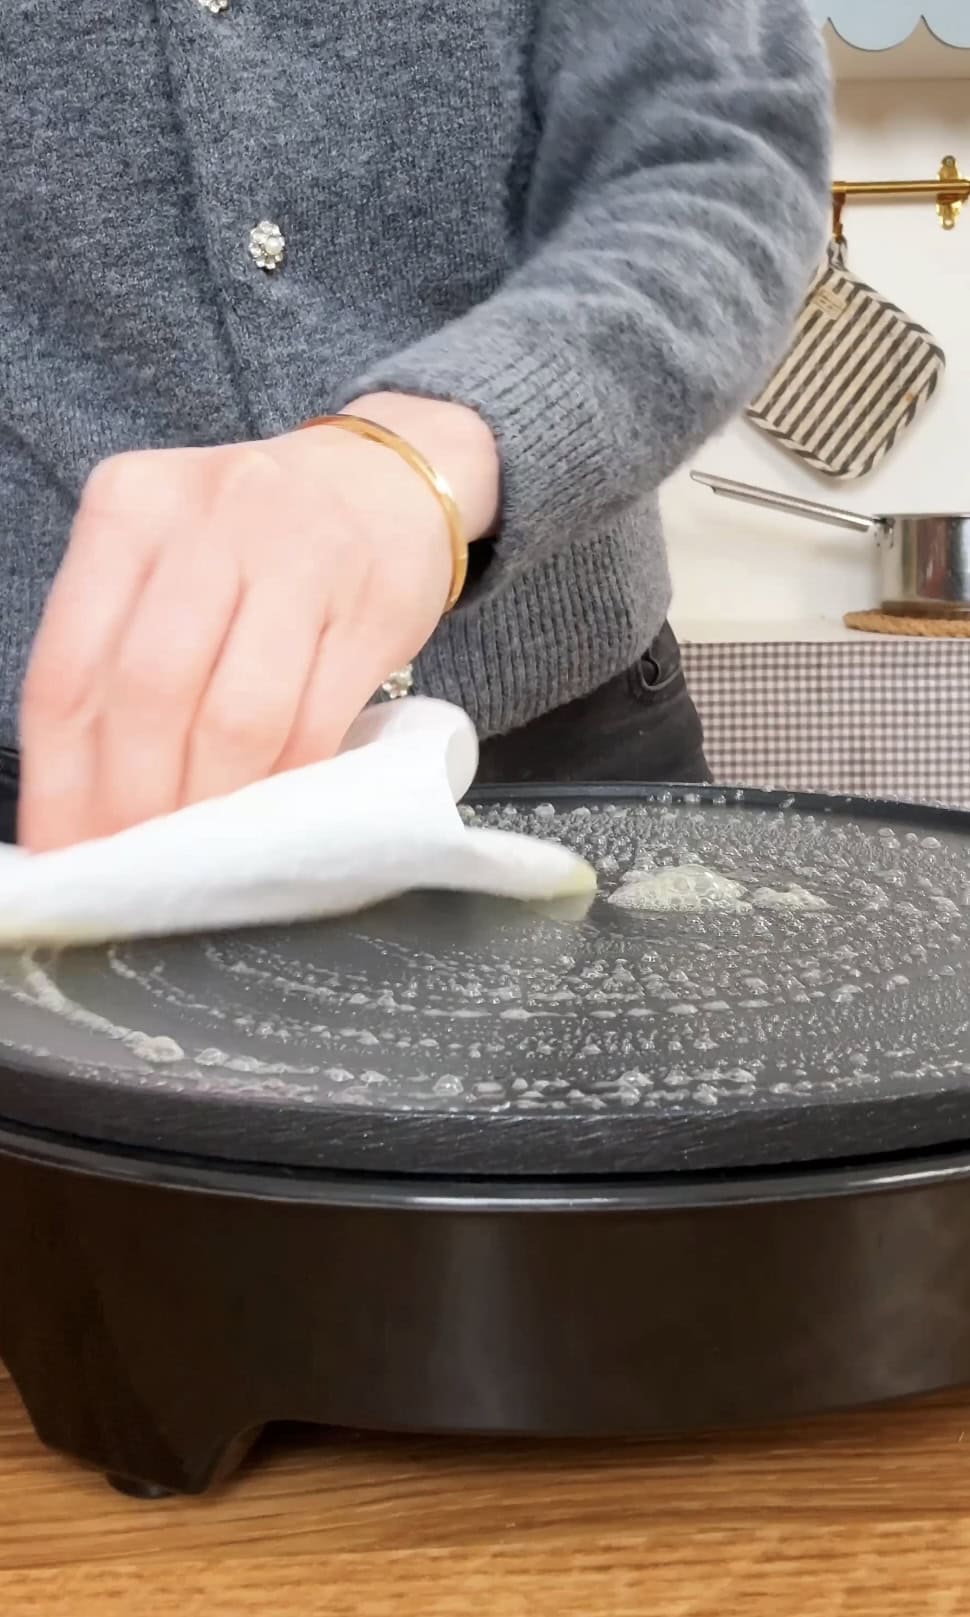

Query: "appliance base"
<box><xmin>3</xmin><ymin>1128</ymin><xmax>970</xmax><ymax>1495</ymax></box>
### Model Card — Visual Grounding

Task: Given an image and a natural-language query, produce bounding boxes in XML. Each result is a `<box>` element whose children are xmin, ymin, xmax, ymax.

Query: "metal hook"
<box><xmin>938</xmin><ymin>156</ymin><xmax>964</xmax><ymax>232</ymax></box>
<box><xmin>831</xmin><ymin>155</ymin><xmax>969</xmax><ymax>234</ymax></box>
<box><xmin>832</xmin><ymin>189</ymin><xmax>846</xmax><ymax>246</ymax></box>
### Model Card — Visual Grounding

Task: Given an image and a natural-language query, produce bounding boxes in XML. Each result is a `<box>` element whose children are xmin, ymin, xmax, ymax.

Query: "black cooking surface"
<box><xmin>0</xmin><ymin>785</ymin><xmax>968</xmax><ymax>1176</ymax></box>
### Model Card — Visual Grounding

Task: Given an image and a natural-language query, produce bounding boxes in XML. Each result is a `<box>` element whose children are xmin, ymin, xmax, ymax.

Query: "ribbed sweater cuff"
<box><xmin>336</xmin><ymin>308</ymin><xmax>617</xmax><ymax>578</ymax></box>
<box><xmin>414</xmin><ymin>510</ymin><xmax>670</xmax><ymax>738</ymax></box>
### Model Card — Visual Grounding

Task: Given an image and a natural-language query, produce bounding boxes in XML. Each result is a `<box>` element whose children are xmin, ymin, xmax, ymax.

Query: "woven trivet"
<box><xmin>844</xmin><ymin>610</ymin><xmax>970</xmax><ymax>638</ymax></box>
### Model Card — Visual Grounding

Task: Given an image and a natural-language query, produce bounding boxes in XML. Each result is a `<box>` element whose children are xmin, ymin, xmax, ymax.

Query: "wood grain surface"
<box><xmin>3</xmin><ymin>1363</ymin><xmax>970</xmax><ymax>1615</ymax></box>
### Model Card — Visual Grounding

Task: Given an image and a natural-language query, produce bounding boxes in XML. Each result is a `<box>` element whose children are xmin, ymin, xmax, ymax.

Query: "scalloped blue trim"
<box><xmin>812</xmin><ymin>3</ymin><xmax>970</xmax><ymax>50</ymax></box>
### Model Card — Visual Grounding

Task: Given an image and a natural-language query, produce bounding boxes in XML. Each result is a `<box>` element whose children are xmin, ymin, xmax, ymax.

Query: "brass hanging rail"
<box><xmin>832</xmin><ymin>156</ymin><xmax>968</xmax><ymax>240</ymax></box>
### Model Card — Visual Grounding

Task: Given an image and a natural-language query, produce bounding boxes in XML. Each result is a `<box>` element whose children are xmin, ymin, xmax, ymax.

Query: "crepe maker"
<box><xmin>1</xmin><ymin>782</ymin><xmax>970</xmax><ymax>1498</ymax></box>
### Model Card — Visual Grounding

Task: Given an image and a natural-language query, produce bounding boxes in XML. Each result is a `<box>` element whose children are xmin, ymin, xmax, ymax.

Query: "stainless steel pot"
<box><xmin>691</xmin><ymin>470</ymin><xmax>970</xmax><ymax>618</ymax></box>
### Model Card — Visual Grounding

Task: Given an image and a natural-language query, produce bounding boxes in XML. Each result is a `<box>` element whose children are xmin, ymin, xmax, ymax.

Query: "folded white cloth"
<box><xmin>0</xmin><ymin>698</ymin><xmax>595</xmax><ymax>947</ymax></box>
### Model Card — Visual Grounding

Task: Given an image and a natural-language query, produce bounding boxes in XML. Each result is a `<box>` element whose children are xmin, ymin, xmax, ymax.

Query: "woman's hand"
<box><xmin>19</xmin><ymin>395</ymin><xmax>499</xmax><ymax>852</ymax></box>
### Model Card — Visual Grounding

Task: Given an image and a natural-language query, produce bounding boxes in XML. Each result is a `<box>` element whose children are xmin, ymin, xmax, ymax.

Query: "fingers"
<box><xmin>91</xmin><ymin>445</ymin><xmax>309</xmax><ymax>831</ymax></box>
<box><xmin>19</xmin><ymin>456</ymin><xmax>164</xmax><ymax>850</ymax></box>
<box><xmin>178</xmin><ymin>447</ymin><xmax>330</xmax><ymax>806</ymax></box>
<box><xmin>181</xmin><ymin>579</ymin><xmax>326</xmax><ymax>806</ymax></box>
<box><xmin>92</xmin><ymin>538</ymin><xmax>242</xmax><ymax>836</ymax></box>
<box><xmin>93</xmin><ymin>444</ymin><xmax>330</xmax><ymax>826</ymax></box>
<box><xmin>273</xmin><ymin>622</ymin><xmax>389</xmax><ymax>774</ymax></box>
<box><xmin>19</xmin><ymin>431</ymin><xmax>434</xmax><ymax>853</ymax></box>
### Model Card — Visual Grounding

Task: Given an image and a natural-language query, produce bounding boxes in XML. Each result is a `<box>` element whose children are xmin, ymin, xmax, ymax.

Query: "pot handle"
<box><xmin>690</xmin><ymin>471</ymin><xmax>875</xmax><ymax>535</ymax></box>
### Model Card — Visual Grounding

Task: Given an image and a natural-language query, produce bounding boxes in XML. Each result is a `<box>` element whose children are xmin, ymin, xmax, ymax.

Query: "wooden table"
<box><xmin>2</xmin><ymin>1361</ymin><xmax>969</xmax><ymax>1615</ymax></box>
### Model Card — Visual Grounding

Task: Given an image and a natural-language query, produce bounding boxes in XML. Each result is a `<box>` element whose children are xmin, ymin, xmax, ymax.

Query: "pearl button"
<box><xmin>381</xmin><ymin>666</ymin><xmax>415</xmax><ymax>702</ymax></box>
<box><xmin>196</xmin><ymin>0</ymin><xmax>230</xmax><ymax>13</ymax></box>
<box><xmin>248</xmin><ymin>221</ymin><xmax>286</xmax><ymax>273</ymax></box>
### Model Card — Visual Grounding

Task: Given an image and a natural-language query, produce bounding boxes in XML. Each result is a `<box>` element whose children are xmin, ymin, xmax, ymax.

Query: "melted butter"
<box><xmin>608</xmin><ymin>865</ymin><xmax>751</xmax><ymax>914</ymax></box>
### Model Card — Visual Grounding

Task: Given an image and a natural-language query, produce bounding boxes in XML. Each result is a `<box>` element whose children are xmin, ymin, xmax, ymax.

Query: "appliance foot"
<box><xmin>107</xmin><ymin>1473</ymin><xmax>177</xmax><ymax>1501</ymax></box>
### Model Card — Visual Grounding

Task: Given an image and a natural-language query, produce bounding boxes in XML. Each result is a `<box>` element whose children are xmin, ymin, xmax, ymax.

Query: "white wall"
<box><xmin>664</xmin><ymin>79</ymin><xmax>970</xmax><ymax>630</ymax></box>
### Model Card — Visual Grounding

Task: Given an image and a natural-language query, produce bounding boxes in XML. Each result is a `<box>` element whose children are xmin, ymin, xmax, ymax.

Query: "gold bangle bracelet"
<box><xmin>299</xmin><ymin>413</ymin><xmax>469</xmax><ymax>612</ymax></box>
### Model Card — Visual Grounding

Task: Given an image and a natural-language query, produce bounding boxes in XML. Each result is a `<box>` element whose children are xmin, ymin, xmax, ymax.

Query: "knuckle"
<box><xmin>197</xmin><ymin>693</ymin><xmax>284</xmax><ymax>754</ymax></box>
<box><xmin>218</xmin><ymin>445</ymin><xmax>281</xmax><ymax>506</ymax></box>
<box><xmin>22</xmin><ymin>633</ymin><xmax>96</xmax><ymax>726</ymax></box>
<box><xmin>78</xmin><ymin>449</ymin><xmax>190</xmax><ymax>543</ymax></box>
<box><xmin>112</xmin><ymin>648</ymin><xmax>189</xmax><ymax>713</ymax></box>
<box><xmin>21</xmin><ymin>661</ymin><xmax>84</xmax><ymax>726</ymax></box>
<box><xmin>80</xmin><ymin>452</ymin><xmax>154</xmax><ymax>519</ymax></box>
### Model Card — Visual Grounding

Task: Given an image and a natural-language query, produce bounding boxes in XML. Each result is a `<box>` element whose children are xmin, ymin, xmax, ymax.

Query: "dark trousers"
<box><xmin>0</xmin><ymin>626</ymin><xmax>708</xmax><ymax>845</ymax></box>
<box><xmin>0</xmin><ymin>748</ymin><xmax>16</xmax><ymax>845</ymax></box>
<box><xmin>478</xmin><ymin>623</ymin><xmax>710</xmax><ymax>785</ymax></box>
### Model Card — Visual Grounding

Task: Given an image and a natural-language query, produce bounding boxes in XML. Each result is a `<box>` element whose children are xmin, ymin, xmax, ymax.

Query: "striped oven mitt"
<box><xmin>745</xmin><ymin>239</ymin><xmax>946</xmax><ymax>481</ymax></box>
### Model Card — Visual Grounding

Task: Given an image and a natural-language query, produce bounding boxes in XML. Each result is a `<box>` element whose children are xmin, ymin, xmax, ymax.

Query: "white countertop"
<box><xmin>674</xmin><ymin>617</ymin><xmax>937</xmax><ymax>645</ymax></box>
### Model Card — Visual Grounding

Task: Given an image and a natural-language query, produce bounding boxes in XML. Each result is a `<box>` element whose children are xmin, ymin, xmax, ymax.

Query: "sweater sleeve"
<box><xmin>339</xmin><ymin>0</ymin><xmax>832</xmax><ymax>576</ymax></box>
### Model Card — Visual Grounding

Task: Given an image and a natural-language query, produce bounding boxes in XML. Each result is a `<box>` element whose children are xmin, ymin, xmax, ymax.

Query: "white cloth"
<box><xmin>0</xmin><ymin>699</ymin><xmax>595</xmax><ymax>947</ymax></box>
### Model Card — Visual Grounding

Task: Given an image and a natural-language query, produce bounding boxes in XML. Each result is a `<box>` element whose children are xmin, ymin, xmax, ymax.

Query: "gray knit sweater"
<box><xmin>0</xmin><ymin>0</ymin><xmax>830</xmax><ymax>750</ymax></box>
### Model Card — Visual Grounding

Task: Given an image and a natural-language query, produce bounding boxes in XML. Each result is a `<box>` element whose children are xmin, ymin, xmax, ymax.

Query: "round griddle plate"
<box><xmin>0</xmin><ymin>786</ymin><xmax>968</xmax><ymax>1178</ymax></box>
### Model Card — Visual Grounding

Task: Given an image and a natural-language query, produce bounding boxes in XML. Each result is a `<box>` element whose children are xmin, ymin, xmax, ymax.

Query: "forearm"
<box><xmin>339</xmin><ymin>0</ymin><xmax>832</xmax><ymax>567</ymax></box>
